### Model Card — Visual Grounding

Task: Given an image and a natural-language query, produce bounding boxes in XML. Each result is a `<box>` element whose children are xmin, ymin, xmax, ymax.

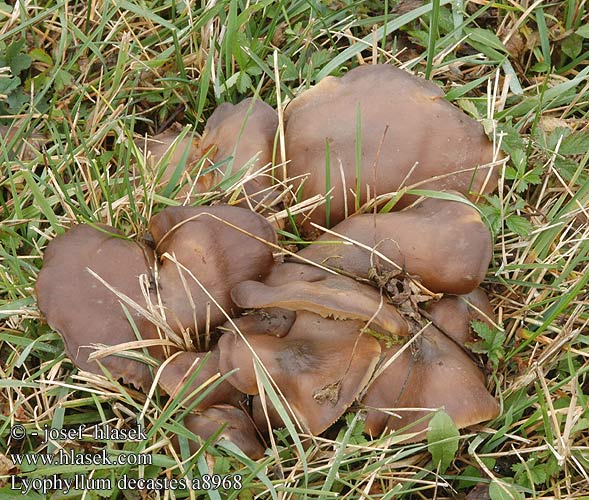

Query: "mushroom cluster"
<box><xmin>36</xmin><ymin>64</ymin><xmax>501</xmax><ymax>459</ymax></box>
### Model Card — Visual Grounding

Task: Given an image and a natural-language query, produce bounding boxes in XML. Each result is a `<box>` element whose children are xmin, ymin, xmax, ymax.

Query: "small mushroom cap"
<box><xmin>149</xmin><ymin>205</ymin><xmax>277</xmax><ymax>335</ymax></box>
<box><xmin>426</xmin><ymin>288</ymin><xmax>495</xmax><ymax>346</ymax></box>
<box><xmin>35</xmin><ymin>224</ymin><xmax>162</xmax><ymax>390</ymax></box>
<box><xmin>363</xmin><ymin>325</ymin><xmax>499</xmax><ymax>439</ymax></box>
<box><xmin>200</xmin><ymin>98</ymin><xmax>279</xmax><ymax>206</ymax></box>
<box><xmin>179</xmin><ymin>405</ymin><xmax>265</xmax><ymax>459</ymax></box>
<box><xmin>231</xmin><ymin>276</ymin><xmax>408</xmax><ymax>336</ymax></box>
<box><xmin>136</xmin><ymin>125</ymin><xmax>211</xmax><ymax>193</ymax></box>
<box><xmin>158</xmin><ymin>349</ymin><xmax>243</xmax><ymax>410</ymax></box>
<box><xmin>218</xmin><ymin>311</ymin><xmax>381</xmax><ymax>435</ymax></box>
<box><xmin>284</xmin><ymin>64</ymin><xmax>499</xmax><ymax>232</ymax></box>
<box><xmin>298</xmin><ymin>196</ymin><xmax>492</xmax><ymax>294</ymax></box>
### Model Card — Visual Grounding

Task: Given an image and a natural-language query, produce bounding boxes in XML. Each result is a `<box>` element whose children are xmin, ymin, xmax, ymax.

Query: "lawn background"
<box><xmin>1</xmin><ymin>0</ymin><xmax>588</xmax><ymax>498</ymax></box>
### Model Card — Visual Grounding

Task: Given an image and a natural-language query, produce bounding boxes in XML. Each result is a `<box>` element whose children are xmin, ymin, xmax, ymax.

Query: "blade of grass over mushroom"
<box><xmin>355</xmin><ymin>103</ymin><xmax>362</xmax><ymax>212</ymax></box>
<box><xmin>425</xmin><ymin>0</ymin><xmax>441</xmax><ymax>80</ymax></box>
<box><xmin>324</xmin><ymin>138</ymin><xmax>332</xmax><ymax>229</ymax></box>
<box><xmin>253</xmin><ymin>358</ymin><xmax>309</xmax><ymax>480</ymax></box>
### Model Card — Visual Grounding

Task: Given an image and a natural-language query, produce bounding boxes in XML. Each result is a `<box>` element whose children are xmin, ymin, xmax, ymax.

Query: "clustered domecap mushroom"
<box><xmin>35</xmin><ymin>64</ymin><xmax>502</xmax><ymax>459</ymax></box>
<box><xmin>137</xmin><ymin>98</ymin><xmax>279</xmax><ymax>210</ymax></box>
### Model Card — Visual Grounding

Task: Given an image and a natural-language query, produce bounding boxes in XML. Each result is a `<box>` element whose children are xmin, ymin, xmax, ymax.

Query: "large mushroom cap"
<box><xmin>158</xmin><ymin>349</ymin><xmax>243</xmax><ymax>410</ymax></box>
<box><xmin>284</xmin><ymin>64</ymin><xmax>499</xmax><ymax>232</ymax></box>
<box><xmin>149</xmin><ymin>205</ymin><xmax>277</xmax><ymax>335</ymax></box>
<box><xmin>218</xmin><ymin>311</ymin><xmax>381</xmax><ymax>435</ymax></box>
<box><xmin>297</xmin><ymin>196</ymin><xmax>492</xmax><ymax>294</ymax></box>
<box><xmin>363</xmin><ymin>325</ymin><xmax>499</xmax><ymax>438</ymax></box>
<box><xmin>200</xmin><ymin>98</ymin><xmax>279</xmax><ymax>207</ymax></box>
<box><xmin>35</xmin><ymin>224</ymin><xmax>163</xmax><ymax>390</ymax></box>
<box><xmin>179</xmin><ymin>405</ymin><xmax>265</xmax><ymax>459</ymax></box>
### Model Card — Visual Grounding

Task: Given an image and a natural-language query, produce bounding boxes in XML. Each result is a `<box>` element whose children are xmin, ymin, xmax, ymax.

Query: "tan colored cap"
<box><xmin>284</xmin><ymin>64</ymin><xmax>499</xmax><ymax>232</ymax></box>
<box><xmin>298</xmin><ymin>196</ymin><xmax>492</xmax><ymax>294</ymax></box>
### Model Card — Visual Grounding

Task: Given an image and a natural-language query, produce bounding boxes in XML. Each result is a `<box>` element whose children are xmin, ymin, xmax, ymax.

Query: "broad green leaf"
<box><xmin>0</xmin><ymin>2</ymin><xmax>13</xmax><ymax>15</ymax></box>
<box><xmin>506</xmin><ymin>215</ymin><xmax>532</xmax><ymax>237</ymax></box>
<box><xmin>559</xmin><ymin>131</ymin><xmax>589</xmax><ymax>155</ymax></box>
<box><xmin>489</xmin><ymin>480</ymin><xmax>525</xmax><ymax>500</ymax></box>
<box><xmin>466</xmin><ymin>28</ymin><xmax>508</xmax><ymax>53</ymax></box>
<box><xmin>427</xmin><ymin>411</ymin><xmax>460</xmax><ymax>473</ymax></box>
<box><xmin>29</xmin><ymin>48</ymin><xmax>53</xmax><ymax>66</ymax></box>
<box><xmin>562</xmin><ymin>33</ymin><xmax>583</xmax><ymax>59</ymax></box>
<box><xmin>9</xmin><ymin>53</ymin><xmax>32</xmax><ymax>74</ymax></box>
<box><xmin>576</xmin><ymin>25</ymin><xmax>589</xmax><ymax>39</ymax></box>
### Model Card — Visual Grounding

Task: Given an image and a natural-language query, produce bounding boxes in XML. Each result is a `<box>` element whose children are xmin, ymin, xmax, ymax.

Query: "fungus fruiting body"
<box><xmin>231</xmin><ymin>275</ymin><xmax>409</xmax><ymax>336</ymax></box>
<box><xmin>362</xmin><ymin>324</ymin><xmax>500</xmax><ymax>438</ymax></box>
<box><xmin>149</xmin><ymin>205</ymin><xmax>277</xmax><ymax>335</ymax></box>
<box><xmin>35</xmin><ymin>64</ymin><xmax>502</xmax><ymax>459</ymax></box>
<box><xmin>284</xmin><ymin>64</ymin><xmax>499</xmax><ymax>233</ymax></box>
<box><xmin>138</xmin><ymin>98</ymin><xmax>278</xmax><ymax>206</ymax></box>
<box><xmin>180</xmin><ymin>405</ymin><xmax>265</xmax><ymax>460</ymax></box>
<box><xmin>199</xmin><ymin>98</ymin><xmax>279</xmax><ymax>207</ymax></box>
<box><xmin>158</xmin><ymin>349</ymin><xmax>243</xmax><ymax>410</ymax></box>
<box><xmin>35</xmin><ymin>224</ymin><xmax>162</xmax><ymax>390</ymax></box>
<box><xmin>218</xmin><ymin>310</ymin><xmax>381</xmax><ymax>435</ymax></box>
<box><xmin>297</xmin><ymin>195</ymin><xmax>492</xmax><ymax>294</ymax></box>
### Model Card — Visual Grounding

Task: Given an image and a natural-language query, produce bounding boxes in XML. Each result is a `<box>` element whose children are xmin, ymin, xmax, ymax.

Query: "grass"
<box><xmin>1</xmin><ymin>0</ymin><xmax>588</xmax><ymax>499</ymax></box>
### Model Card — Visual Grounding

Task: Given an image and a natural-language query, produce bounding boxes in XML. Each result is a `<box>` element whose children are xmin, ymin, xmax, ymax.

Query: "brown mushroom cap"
<box><xmin>284</xmin><ymin>64</ymin><xmax>499</xmax><ymax>232</ymax></box>
<box><xmin>297</xmin><ymin>196</ymin><xmax>492</xmax><ymax>294</ymax></box>
<box><xmin>149</xmin><ymin>205</ymin><xmax>277</xmax><ymax>335</ymax></box>
<box><xmin>179</xmin><ymin>405</ymin><xmax>265</xmax><ymax>459</ymax></box>
<box><xmin>426</xmin><ymin>288</ymin><xmax>495</xmax><ymax>345</ymax></box>
<box><xmin>217</xmin><ymin>311</ymin><xmax>381</xmax><ymax>434</ymax></box>
<box><xmin>231</xmin><ymin>276</ymin><xmax>408</xmax><ymax>336</ymax></box>
<box><xmin>200</xmin><ymin>98</ymin><xmax>279</xmax><ymax>206</ymax></box>
<box><xmin>251</xmin><ymin>394</ymin><xmax>286</xmax><ymax>431</ymax></box>
<box><xmin>362</xmin><ymin>325</ymin><xmax>499</xmax><ymax>438</ymax></box>
<box><xmin>158</xmin><ymin>349</ymin><xmax>243</xmax><ymax>410</ymax></box>
<box><xmin>35</xmin><ymin>224</ymin><xmax>163</xmax><ymax>390</ymax></box>
<box><xmin>136</xmin><ymin>125</ymin><xmax>210</xmax><ymax>193</ymax></box>
<box><xmin>263</xmin><ymin>261</ymin><xmax>331</xmax><ymax>286</ymax></box>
